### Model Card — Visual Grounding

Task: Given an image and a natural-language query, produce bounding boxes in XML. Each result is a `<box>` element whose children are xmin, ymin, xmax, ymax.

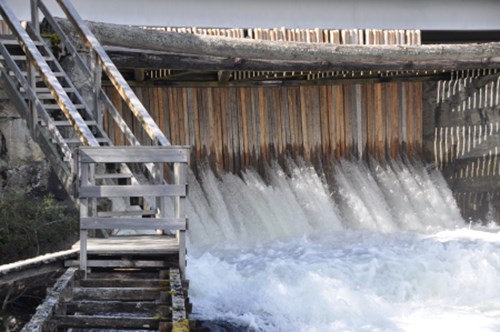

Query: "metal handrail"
<box><xmin>54</xmin><ymin>0</ymin><xmax>171</xmax><ymax>147</ymax></box>
<box><xmin>0</xmin><ymin>0</ymin><xmax>100</xmax><ymax>147</ymax></box>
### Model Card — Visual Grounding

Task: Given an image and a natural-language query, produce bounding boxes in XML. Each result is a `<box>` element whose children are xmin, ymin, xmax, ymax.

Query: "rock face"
<box><xmin>0</xmin><ymin>81</ymin><xmax>52</xmax><ymax>196</ymax></box>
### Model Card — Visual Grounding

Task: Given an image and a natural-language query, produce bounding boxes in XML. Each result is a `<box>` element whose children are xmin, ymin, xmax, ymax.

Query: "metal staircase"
<box><xmin>0</xmin><ymin>0</ymin><xmax>189</xmax><ymax>281</ymax></box>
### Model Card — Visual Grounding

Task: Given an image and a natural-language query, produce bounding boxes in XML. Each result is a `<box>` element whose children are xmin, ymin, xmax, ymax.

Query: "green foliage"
<box><xmin>0</xmin><ymin>194</ymin><xmax>78</xmax><ymax>265</ymax></box>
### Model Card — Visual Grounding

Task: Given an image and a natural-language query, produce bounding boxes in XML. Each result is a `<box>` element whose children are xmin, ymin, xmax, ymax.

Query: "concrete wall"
<box><xmin>6</xmin><ymin>0</ymin><xmax>500</xmax><ymax>30</ymax></box>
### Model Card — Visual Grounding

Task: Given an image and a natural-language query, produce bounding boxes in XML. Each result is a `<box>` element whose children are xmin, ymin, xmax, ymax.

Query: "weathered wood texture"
<box><xmin>104</xmin><ymin>82</ymin><xmax>423</xmax><ymax>171</ymax></box>
<box><xmin>78</xmin><ymin>146</ymin><xmax>189</xmax><ymax>277</ymax></box>
<box><xmin>103</xmin><ymin>29</ymin><xmax>423</xmax><ymax>171</ymax></box>
<box><xmin>55</xmin><ymin>18</ymin><xmax>500</xmax><ymax>71</ymax></box>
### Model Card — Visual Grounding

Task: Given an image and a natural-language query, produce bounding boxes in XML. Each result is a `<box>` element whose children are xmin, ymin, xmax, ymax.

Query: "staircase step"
<box><xmin>9</xmin><ymin>70</ymin><xmax>64</xmax><ymax>77</ymax></box>
<box><xmin>53</xmin><ymin>120</ymin><xmax>96</xmax><ymax>127</ymax></box>
<box><xmin>43</xmin><ymin>103</ymin><xmax>85</xmax><ymax>110</ymax></box>
<box><xmin>50</xmin><ymin>315</ymin><xmax>162</xmax><ymax>329</ymax></box>
<box><xmin>19</xmin><ymin>87</ymin><xmax>75</xmax><ymax>94</ymax></box>
<box><xmin>37</xmin><ymin>92</ymin><xmax>70</xmax><ymax>99</ymax></box>
<box><xmin>77</xmin><ymin>278</ymin><xmax>166</xmax><ymax>288</ymax></box>
<box><xmin>73</xmin><ymin>287</ymin><xmax>163</xmax><ymax>301</ymax></box>
<box><xmin>0</xmin><ymin>54</ymin><xmax>52</xmax><ymax>61</ymax></box>
<box><xmin>0</xmin><ymin>38</ymin><xmax>44</xmax><ymax>46</ymax></box>
<box><xmin>36</xmin><ymin>87</ymin><xmax>75</xmax><ymax>93</ymax></box>
<box><xmin>63</xmin><ymin>137</ymin><xmax>109</xmax><ymax>144</ymax></box>
<box><xmin>65</xmin><ymin>300</ymin><xmax>166</xmax><ymax>315</ymax></box>
<box><xmin>65</xmin><ymin>259</ymin><xmax>168</xmax><ymax>268</ymax></box>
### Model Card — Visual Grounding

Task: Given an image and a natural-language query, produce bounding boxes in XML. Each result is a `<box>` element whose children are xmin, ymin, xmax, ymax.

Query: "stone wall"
<box><xmin>0</xmin><ymin>81</ymin><xmax>52</xmax><ymax>196</ymax></box>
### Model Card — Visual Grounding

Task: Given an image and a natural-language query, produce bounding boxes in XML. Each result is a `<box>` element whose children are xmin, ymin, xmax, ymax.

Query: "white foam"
<box><xmin>185</xmin><ymin>160</ymin><xmax>500</xmax><ymax>331</ymax></box>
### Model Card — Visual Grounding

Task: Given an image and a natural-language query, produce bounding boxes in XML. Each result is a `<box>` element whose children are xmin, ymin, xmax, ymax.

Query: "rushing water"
<box><xmin>185</xmin><ymin>159</ymin><xmax>500</xmax><ymax>332</ymax></box>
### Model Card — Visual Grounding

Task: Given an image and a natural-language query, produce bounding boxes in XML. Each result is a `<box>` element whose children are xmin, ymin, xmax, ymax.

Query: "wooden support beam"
<box><xmin>65</xmin><ymin>301</ymin><xmax>169</xmax><ymax>315</ymax></box>
<box><xmin>51</xmin><ymin>315</ymin><xmax>165</xmax><ymax>329</ymax></box>
<box><xmin>54</xmin><ymin>18</ymin><xmax>500</xmax><ymax>72</ymax></box>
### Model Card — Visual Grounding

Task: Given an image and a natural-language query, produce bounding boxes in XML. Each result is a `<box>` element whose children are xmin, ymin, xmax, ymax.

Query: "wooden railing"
<box><xmin>78</xmin><ymin>146</ymin><xmax>189</xmax><ymax>277</ymax></box>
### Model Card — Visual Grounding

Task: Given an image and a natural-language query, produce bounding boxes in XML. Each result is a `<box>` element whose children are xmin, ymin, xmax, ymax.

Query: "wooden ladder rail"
<box><xmin>78</xmin><ymin>146</ymin><xmax>190</xmax><ymax>279</ymax></box>
<box><xmin>48</xmin><ymin>0</ymin><xmax>171</xmax><ymax>147</ymax></box>
<box><xmin>35</xmin><ymin>0</ymin><xmax>176</xmax><ymax>203</ymax></box>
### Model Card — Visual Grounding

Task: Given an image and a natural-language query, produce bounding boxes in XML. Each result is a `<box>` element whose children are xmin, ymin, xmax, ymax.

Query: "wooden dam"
<box><xmin>0</xmin><ymin>0</ymin><xmax>499</xmax><ymax>330</ymax></box>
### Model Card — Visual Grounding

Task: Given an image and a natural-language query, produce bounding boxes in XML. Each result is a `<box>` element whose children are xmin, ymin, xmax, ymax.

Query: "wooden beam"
<box><xmin>51</xmin><ymin>315</ymin><xmax>164</xmax><ymax>329</ymax></box>
<box><xmin>104</xmin><ymin>46</ymin><xmax>500</xmax><ymax>72</ymax></box>
<box><xmin>54</xmin><ymin>18</ymin><xmax>500</xmax><ymax>72</ymax></box>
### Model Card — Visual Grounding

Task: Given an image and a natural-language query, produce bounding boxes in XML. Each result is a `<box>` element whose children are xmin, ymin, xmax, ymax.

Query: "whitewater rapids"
<box><xmin>184</xmin><ymin>159</ymin><xmax>500</xmax><ymax>332</ymax></box>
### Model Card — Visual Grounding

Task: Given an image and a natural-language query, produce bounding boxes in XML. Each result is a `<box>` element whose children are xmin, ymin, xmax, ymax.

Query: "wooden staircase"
<box><xmin>23</xmin><ymin>267</ymin><xmax>189</xmax><ymax>331</ymax></box>
<box><xmin>0</xmin><ymin>0</ymin><xmax>191</xmax><ymax>330</ymax></box>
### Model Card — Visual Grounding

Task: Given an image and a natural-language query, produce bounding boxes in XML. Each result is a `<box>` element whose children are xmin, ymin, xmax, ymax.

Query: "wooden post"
<box><xmin>28</xmin><ymin>0</ymin><xmax>39</xmax><ymax>137</ymax></box>
<box><xmin>174</xmin><ymin>162</ymin><xmax>187</xmax><ymax>278</ymax></box>
<box><xmin>90</xmin><ymin>49</ymin><xmax>103</xmax><ymax>127</ymax></box>
<box><xmin>30</xmin><ymin>0</ymin><xmax>40</xmax><ymax>34</ymax></box>
<box><xmin>79</xmin><ymin>157</ymin><xmax>89</xmax><ymax>279</ymax></box>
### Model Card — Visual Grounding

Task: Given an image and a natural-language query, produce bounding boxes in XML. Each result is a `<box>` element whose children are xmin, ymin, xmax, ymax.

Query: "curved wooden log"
<box><xmin>53</xmin><ymin>18</ymin><xmax>500</xmax><ymax>71</ymax></box>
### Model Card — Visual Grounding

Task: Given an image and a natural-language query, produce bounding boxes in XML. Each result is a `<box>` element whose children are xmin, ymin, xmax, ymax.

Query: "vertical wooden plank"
<box><xmin>161</xmin><ymin>89</ymin><xmax>171</xmax><ymax>144</ymax></box>
<box><xmin>251</xmin><ymin>87</ymin><xmax>261</xmax><ymax>167</ymax></box>
<box><xmin>258</xmin><ymin>87</ymin><xmax>268</xmax><ymax>161</ymax></box>
<box><xmin>175</xmin><ymin>88</ymin><xmax>184</xmax><ymax>146</ymax></box>
<box><xmin>360</xmin><ymin>84</ymin><xmax>368</xmax><ymax>158</ymax></box>
<box><xmin>389</xmin><ymin>82</ymin><xmax>400</xmax><ymax>158</ymax></box>
<box><xmin>157</xmin><ymin>87</ymin><xmax>166</xmax><ymax>138</ymax></box>
<box><xmin>354</xmin><ymin>84</ymin><xmax>363</xmax><ymax>159</ymax></box>
<box><xmin>374</xmin><ymin>83</ymin><xmax>384</xmax><ymax>158</ymax></box>
<box><xmin>240</xmin><ymin>87</ymin><xmax>249</xmax><ymax>168</ymax></box>
<box><xmin>232</xmin><ymin>88</ymin><xmax>242</xmax><ymax>173</ymax></box>
<box><xmin>281</xmin><ymin>87</ymin><xmax>291</xmax><ymax>157</ymax></box>
<box><xmin>276</xmin><ymin>87</ymin><xmax>285</xmax><ymax>161</ymax></box>
<box><xmin>343</xmin><ymin>84</ymin><xmax>353</xmax><ymax>157</ymax></box>
<box><xmin>415</xmin><ymin>82</ymin><xmax>424</xmax><ymax>155</ymax></box>
<box><xmin>335</xmin><ymin>85</ymin><xmax>345</xmax><ymax>158</ymax></box>
<box><xmin>327</xmin><ymin>85</ymin><xmax>336</xmax><ymax>156</ymax></box>
<box><xmin>184</xmin><ymin>88</ymin><xmax>193</xmax><ymax>147</ymax></box>
<box><xmin>266</xmin><ymin>87</ymin><xmax>276</xmax><ymax>159</ymax></box>
<box><xmin>205</xmin><ymin>88</ymin><xmax>215</xmax><ymax>164</ymax></box>
<box><xmin>299</xmin><ymin>86</ymin><xmax>310</xmax><ymax>160</ymax></box>
<box><xmin>199</xmin><ymin>88</ymin><xmax>208</xmax><ymax>159</ymax></box>
<box><xmin>320</xmin><ymin>85</ymin><xmax>330</xmax><ymax>157</ymax></box>
<box><xmin>405</xmin><ymin>83</ymin><xmax>414</xmax><ymax>155</ymax></box>
<box><xmin>309</xmin><ymin>86</ymin><xmax>321</xmax><ymax>162</ymax></box>
<box><xmin>191</xmin><ymin>88</ymin><xmax>201</xmax><ymax>159</ymax></box>
<box><xmin>167</xmin><ymin>88</ymin><xmax>176</xmax><ymax>145</ymax></box>
<box><xmin>288</xmin><ymin>87</ymin><xmax>298</xmax><ymax>158</ymax></box>
<box><xmin>214</xmin><ymin>88</ymin><xmax>223</xmax><ymax>168</ymax></box>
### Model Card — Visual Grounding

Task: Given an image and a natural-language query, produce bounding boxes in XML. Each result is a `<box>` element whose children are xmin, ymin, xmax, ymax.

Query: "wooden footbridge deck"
<box><xmin>0</xmin><ymin>0</ymin><xmax>190</xmax><ymax>330</ymax></box>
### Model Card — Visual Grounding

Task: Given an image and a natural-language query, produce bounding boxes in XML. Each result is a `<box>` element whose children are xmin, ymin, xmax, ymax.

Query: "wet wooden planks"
<box><xmin>103</xmin><ymin>82</ymin><xmax>424</xmax><ymax>171</ymax></box>
<box><xmin>23</xmin><ymin>268</ymin><xmax>189</xmax><ymax>331</ymax></box>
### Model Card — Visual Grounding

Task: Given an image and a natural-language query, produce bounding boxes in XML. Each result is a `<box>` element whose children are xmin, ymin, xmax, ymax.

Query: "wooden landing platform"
<box><xmin>72</xmin><ymin>235</ymin><xmax>179</xmax><ymax>255</ymax></box>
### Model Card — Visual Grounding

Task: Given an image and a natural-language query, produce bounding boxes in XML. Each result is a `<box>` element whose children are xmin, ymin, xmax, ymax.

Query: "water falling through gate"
<box><xmin>185</xmin><ymin>159</ymin><xmax>500</xmax><ymax>332</ymax></box>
